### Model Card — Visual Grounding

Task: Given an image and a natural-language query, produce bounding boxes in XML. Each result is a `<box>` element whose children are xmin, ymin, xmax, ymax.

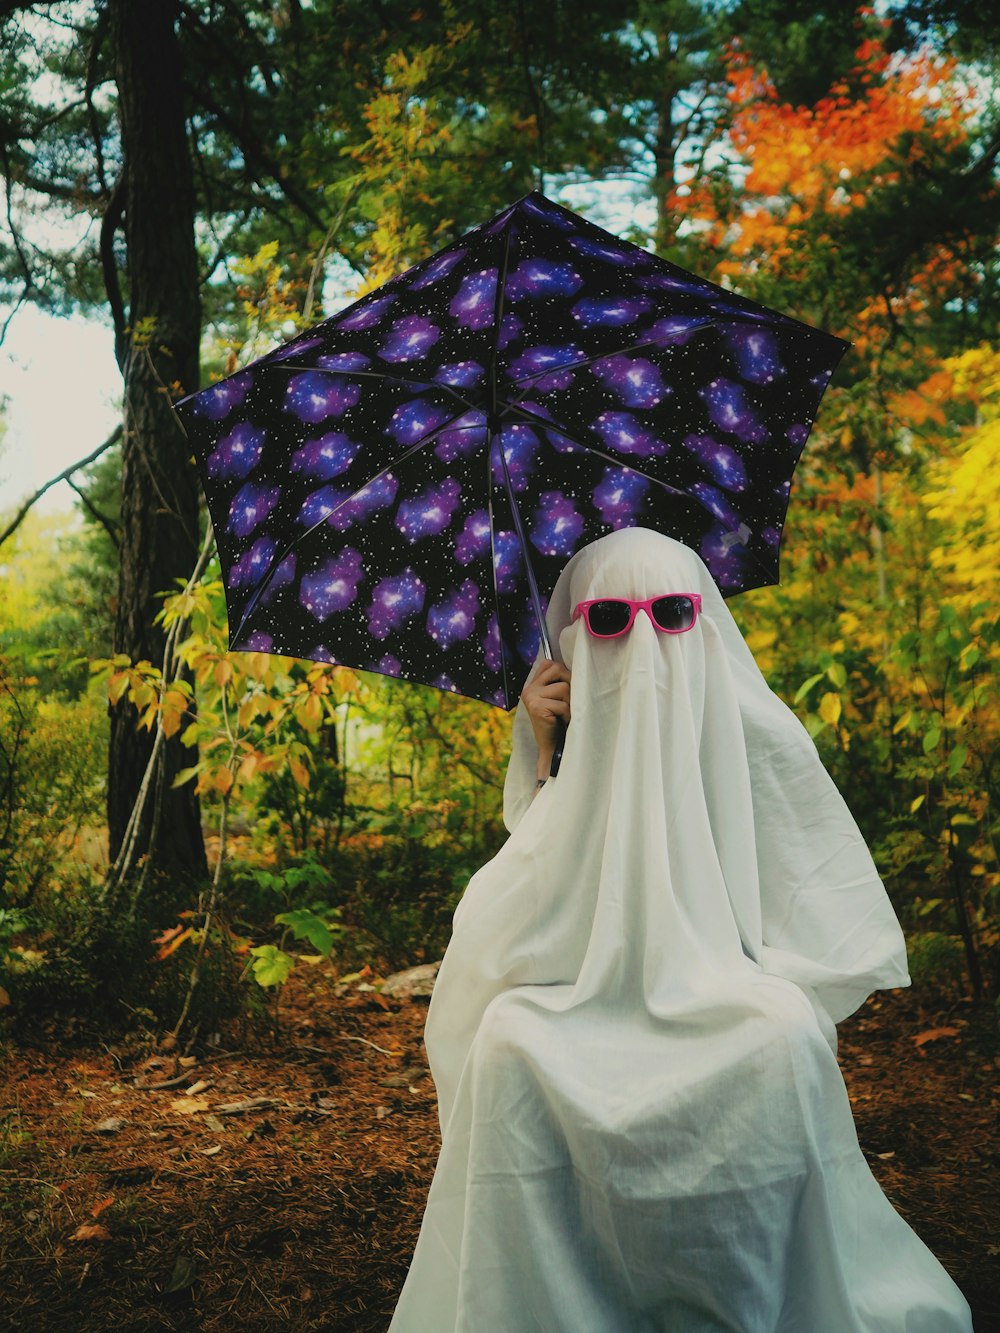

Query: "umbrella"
<box><xmin>175</xmin><ymin>190</ymin><xmax>849</xmax><ymax>716</ymax></box>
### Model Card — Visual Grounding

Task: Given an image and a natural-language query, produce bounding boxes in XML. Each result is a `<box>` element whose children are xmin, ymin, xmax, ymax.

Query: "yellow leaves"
<box><xmin>214</xmin><ymin>766</ymin><xmax>234</xmax><ymax>796</ymax></box>
<box><xmin>296</xmin><ymin>692</ymin><xmax>324</xmax><ymax>733</ymax></box>
<box><xmin>108</xmin><ymin>671</ymin><xmax>130</xmax><ymax>704</ymax></box>
<box><xmin>818</xmin><ymin>692</ymin><xmax>842</xmax><ymax>726</ymax></box>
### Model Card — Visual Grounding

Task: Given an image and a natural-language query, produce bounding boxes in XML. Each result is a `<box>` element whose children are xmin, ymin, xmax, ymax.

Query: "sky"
<box><xmin>0</xmin><ymin>304</ymin><xmax>122</xmax><ymax>519</ymax></box>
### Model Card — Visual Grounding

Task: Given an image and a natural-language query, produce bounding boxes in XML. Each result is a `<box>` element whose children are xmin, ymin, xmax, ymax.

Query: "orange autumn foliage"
<box><xmin>677</xmin><ymin>17</ymin><xmax>979</xmax><ymax>356</ymax></box>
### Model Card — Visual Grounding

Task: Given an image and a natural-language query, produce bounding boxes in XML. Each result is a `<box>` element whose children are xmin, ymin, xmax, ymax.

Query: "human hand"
<box><xmin>520</xmin><ymin>661</ymin><xmax>571</xmax><ymax>778</ymax></box>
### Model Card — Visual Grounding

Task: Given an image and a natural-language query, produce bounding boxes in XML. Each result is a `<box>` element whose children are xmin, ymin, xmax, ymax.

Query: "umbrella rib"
<box><xmin>488</xmin><ymin>219</ymin><xmax>514</xmax><ymax>426</ymax></box>
<box><xmin>230</xmin><ymin>401</ymin><xmax>482</xmax><ymax>645</ymax></box>
<box><xmin>509</xmin><ymin>400</ymin><xmax>776</xmax><ymax>578</ymax></box>
<box><xmin>500</xmin><ymin>323</ymin><xmax>728</xmax><ymax>396</ymax></box>
<box><xmin>484</xmin><ymin>450</ymin><xmax>512</xmax><ymax>708</ymax></box>
<box><xmin>504</xmin><ymin>402</ymin><xmax>691</xmax><ymax>500</ymax></box>
<box><xmin>249</xmin><ymin>361</ymin><xmax>480</xmax><ymax>414</ymax></box>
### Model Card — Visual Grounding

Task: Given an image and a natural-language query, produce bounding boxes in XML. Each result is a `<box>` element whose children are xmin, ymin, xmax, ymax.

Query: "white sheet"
<box><xmin>388</xmin><ymin>528</ymin><xmax>972</xmax><ymax>1332</ymax></box>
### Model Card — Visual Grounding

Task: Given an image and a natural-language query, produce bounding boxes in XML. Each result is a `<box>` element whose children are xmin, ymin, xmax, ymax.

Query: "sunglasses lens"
<box><xmin>586</xmin><ymin>600</ymin><xmax>632</xmax><ymax>636</ymax></box>
<box><xmin>652</xmin><ymin>595</ymin><xmax>696</xmax><ymax>632</ymax></box>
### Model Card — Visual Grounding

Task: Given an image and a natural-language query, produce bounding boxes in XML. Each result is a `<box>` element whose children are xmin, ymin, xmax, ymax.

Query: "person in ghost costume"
<box><xmin>387</xmin><ymin>527</ymin><xmax>973</xmax><ymax>1333</ymax></box>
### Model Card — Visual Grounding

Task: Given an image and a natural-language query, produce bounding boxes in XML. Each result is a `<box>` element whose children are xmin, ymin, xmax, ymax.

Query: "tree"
<box><xmin>101</xmin><ymin>0</ymin><xmax>206</xmax><ymax>881</ymax></box>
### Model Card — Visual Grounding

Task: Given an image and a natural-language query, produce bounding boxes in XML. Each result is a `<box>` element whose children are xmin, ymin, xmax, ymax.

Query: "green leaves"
<box><xmin>248</xmin><ymin>945</ymin><xmax>295</xmax><ymax>988</ymax></box>
<box><xmin>273</xmin><ymin>907</ymin><xmax>342</xmax><ymax>957</ymax></box>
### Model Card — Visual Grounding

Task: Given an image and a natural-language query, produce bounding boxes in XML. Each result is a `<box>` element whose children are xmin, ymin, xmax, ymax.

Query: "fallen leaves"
<box><xmin>912</xmin><ymin>1026</ymin><xmax>961</xmax><ymax>1054</ymax></box>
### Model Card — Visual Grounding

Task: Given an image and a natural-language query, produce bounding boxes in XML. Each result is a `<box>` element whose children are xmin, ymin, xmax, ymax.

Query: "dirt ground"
<box><xmin>1</xmin><ymin>970</ymin><xmax>997</xmax><ymax>1333</ymax></box>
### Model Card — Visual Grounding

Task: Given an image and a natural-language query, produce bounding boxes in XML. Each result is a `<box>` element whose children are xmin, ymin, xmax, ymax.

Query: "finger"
<box><xmin>534</xmin><ymin>660</ymin><xmax>570</xmax><ymax>683</ymax></box>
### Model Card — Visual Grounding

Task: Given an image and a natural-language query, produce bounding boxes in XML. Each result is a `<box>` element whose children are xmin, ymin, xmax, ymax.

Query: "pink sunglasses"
<box><xmin>572</xmin><ymin>594</ymin><xmax>703</xmax><ymax>639</ymax></box>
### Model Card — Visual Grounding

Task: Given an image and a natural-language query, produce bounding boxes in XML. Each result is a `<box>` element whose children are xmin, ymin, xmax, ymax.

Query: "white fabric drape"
<box><xmin>388</xmin><ymin>528</ymin><xmax>972</xmax><ymax>1333</ymax></box>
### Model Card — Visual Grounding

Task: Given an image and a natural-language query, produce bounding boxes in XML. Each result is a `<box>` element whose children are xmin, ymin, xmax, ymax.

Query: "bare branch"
<box><xmin>100</xmin><ymin>172</ymin><xmax>128</xmax><ymax>369</ymax></box>
<box><xmin>0</xmin><ymin>425</ymin><xmax>122</xmax><ymax>548</ymax></box>
<box><xmin>65</xmin><ymin>475</ymin><xmax>120</xmax><ymax>547</ymax></box>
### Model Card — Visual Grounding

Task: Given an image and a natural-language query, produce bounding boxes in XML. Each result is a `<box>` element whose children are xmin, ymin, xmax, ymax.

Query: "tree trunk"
<box><xmin>107</xmin><ymin>0</ymin><xmax>207</xmax><ymax>884</ymax></box>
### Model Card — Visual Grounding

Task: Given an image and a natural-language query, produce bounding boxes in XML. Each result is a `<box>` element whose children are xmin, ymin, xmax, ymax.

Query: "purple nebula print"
<box><xmin>491</xmin><ymin>425</ymin><xmax>539</xmax><ymax>492</ymax></box>
<box><xmin>190</xmin><ymin>372</ymin><xmax>252</xmax><ymax>420</ymax></box>
<box><xmin>377</xmin><ymin>654</ymin><xmax>402</xmax><ymax>676</ymax></box>
<box><xmin>498</xmin><ymin>314</ymin><xmax>525</xmax><ymax>349</ymax></box>
<box><xmin>593</xmin><ymin>467</ymin><xmax>650</xmax><ymax>528</ymax></box>
<box><xmin>270</xmin><ymin>335</ymin><xmax>324</xmax><ymax>362</ymax></box>
<box><xmin>523</xmin><ymin>195</ymin><xmax>573</xmax><ymax>228</ymax></box>
<box><xmin>681</xmin><ymin>434</ymin><xmax>748</xmax><ymax>493</ymax></box>
<box><xmin>494</xmin><ymin>530</ymin><xmax>523</xmax><ymax>594</ymax></box>
<box><xmin>762</xmin><ymin>525</ymin><xmax>781</xmax><ymax>547</ymax></box>
<box><xmin>290</xmin><ymin>432</ymin><xmax>360</xmax><ymax>480</ymax></box>
<box><xmin>516</xmin><ymin>405</ymin><xmax>580</xmax><ymax>454</ymax></box>
<box><xmin>244</xmin><ymin>632</ymin><xmax>274</xmax><ymax>651</ymax></box>
<box><xmin>568</xmin><ymin>235</ymin><xmax>644</xmax><ymax>265</ymax></box>
<box><xmin>300</xmin><ymin>547</ymin><xmax>364</xmax><ymax>621</ymax></box>
<box><xmin>506</xmin><ymin>259</ymin><xmax>583</xmax><ymax>301</ymax></box>
<box><xmin>317</xmin><ymin>351</ymin><xmax>370</xmax><ymax>372</ymax></box>
<box><xmin>700</xmin><ymin>525</ymin><xmax>751</xmax><ymax>591</ymax></box>
<box><xmin>389</xmin><ymin>400</ymin><xmax>452</xmax><ymax>446</ymax></box>
<box><xmin>571</xmin><ymin>296</ymin><xmax>651</xmax><ymax>328</ymax></box>
<box><xmin>449</xmin><ymin>269</ymin><xmax>498</xmax><ymax>329</ymax></box>
<box><xmin>410</xmin><ymin>249</ymin><xmax>466</xmax><ymax>291</ymax></box>
<box><xmin>428</xmin><ymin>580</ymin><xmax>480</xmax><ymax>649</ymax></box>
<box><xmin>285</xmin><ymin>372</ymin><xmax>362</xmax><ymax>424</ymax></box>
<box><xmin>690</xmin><ymin>481</ymin><xmax>743</xmax><ymax>531</ymax></box>
<box><xmin>378</xmin><ymin>316</ymin><xmax>442</xmax><ymax>364</ymax></box>
<box><xmin>483</xmin><ymin>615</ymin><xmax>501</xmax><ymax>672</ymax></box>
<box><xmin>786</xmin><ymin>423</ymin><xmax>809</xmax><ymax>446</ymax></box>
<box><xmin>228</xmin><ymin>482</ymin><xmax>282</xmax><ymax>537</ymax></box>
<box><xmin>635</xmin><ymin>272</ymin><xmax>719</xmax><ymax>298</ymax></box>
<box><xmin>309</xmin><ymin>644</ymin><xmax>338</xmax><ymax>664</ymax></box>
<box><xmin>724</xmin><ymin>327</ymin><xmax>784</xmax><ymax>385</ymax></box>
<box><xmin>594</xmin><ymin>412</ymin><xmax>667</xmax><ymax>458</ymax></box>
<box><xmin>298</xmin><ymin>485</ymin><xmax>351</xmax><ymax>527</ymax></box>
<box><xmin>396</xmin><ymin>478</ymin><xmax>462</xmax><ymax>542</ymax></box>
<box><xmin>712</xmin><ymin>299</ymin><xmax>786</xmax><ymax>326</ymax></box>
<box><xmin>257</xmin><ymin>553</ymin><xmax>296</xmax><ymax>606</ymax></box>
<box><xmin>434</xmin><ymin>360</ymin><xmax>484</xmax><ymax>388</ymax></box>
<box><xmin>530</xmin><ymin>491</ymin><xmax>584</xmax><ymax>557</ymax></box>
<box><xmin>456</xmin><ymin>510</ymin><xmax>491</xmax><ymax>565</ymax></box>
<box><xmin>508</xmin><ymin>344</ymin><xmax>585</xmax><ymax>392</ymax></box>
<box><xmin>367</xmin><ymin>570</ymin><xmax>426</xmax><ymax>639</ymax></box>
<box><xmin>338</xmin><ymin>294</ymin><xmax>396</xmax><ymax>330</ymax></box>
<box><xmin>700</xmin><ymin>378</ymin><xmax>769</xmax><ymax>443</ymax></box>
<box><xmin>227</xmin><ymin>536</ymin><xmax>278</xmax><ymax>589</ymax></box>
<box><xmin>517</xmin><ymin>614</ymin><xmax>541</xmax><ymax>666</ymax></box>
<box><xmin>592</xmin><ymin>356</ymin><xmax>668</xmax><ymax>409</ymax></box>
<box><xmin>644</xmin><ymin>315</ymin><xmax>714</xmax><ymax>346</ymax></box>
<box><xmin>431</xmin><ymin>675</ymin><xmax>459</xmax><ymax>693</ymax></box>
<box><xmin>207</xmin><ymin>423</ymin><xmax>266</xmax><ymax>479</ymax></box>
<box><xmin>327</xmin><ymin>473</ymin><xmax>399</xmax><ymax>532</ymax></box>
<box><xmin>434</xmin><ymin>410</ymin><xmax>486</xmax><ymax>462</ymax></box>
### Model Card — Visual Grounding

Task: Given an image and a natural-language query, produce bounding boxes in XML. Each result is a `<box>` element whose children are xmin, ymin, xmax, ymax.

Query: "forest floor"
<box><xmin>1</xmin><ymin>968</ymin><xmax>997</xmax><ymax>1333</ymax></box>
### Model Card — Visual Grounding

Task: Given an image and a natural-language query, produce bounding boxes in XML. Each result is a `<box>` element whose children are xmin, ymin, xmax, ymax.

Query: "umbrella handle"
<box><xmin>549</xmin><ymin>717</ymin><xmax>567</xmax><ymax>778</ymax></box>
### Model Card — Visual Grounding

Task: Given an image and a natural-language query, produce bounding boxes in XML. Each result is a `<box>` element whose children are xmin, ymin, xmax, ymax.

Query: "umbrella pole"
<box><xmin>491</xmin><ymin>425</ymin><xmax>567</xmax><ymax>777</ymax></box>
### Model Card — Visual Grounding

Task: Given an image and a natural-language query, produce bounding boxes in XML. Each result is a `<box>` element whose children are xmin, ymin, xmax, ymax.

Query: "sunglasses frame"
<box><xmin>572</xmin><ymin>593</ymin><xmax>703</xmax><ymax>639</ymax></box>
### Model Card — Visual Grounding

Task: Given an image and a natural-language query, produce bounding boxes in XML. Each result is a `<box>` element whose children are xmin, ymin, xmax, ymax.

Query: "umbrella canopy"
<box><xmin>176</xmin><ymin>191</ymin><xmax>849</xmax><ymax>708</ymax></box>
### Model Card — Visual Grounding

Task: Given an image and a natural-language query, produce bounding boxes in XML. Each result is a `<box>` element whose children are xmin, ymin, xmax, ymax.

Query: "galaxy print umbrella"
<box><xmin>175</xmin><ymin>190</ymin><xmax>850</xmax><ymax>711</ymax></box>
